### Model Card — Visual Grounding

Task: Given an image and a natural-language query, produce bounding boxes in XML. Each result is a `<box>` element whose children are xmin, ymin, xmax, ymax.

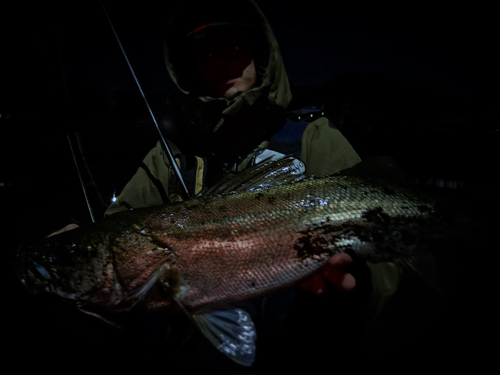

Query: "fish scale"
<box><xmin>128</xmin><ymin>174</ymin><xmax>434</xmax><ymax>313</ymax></box>
<box><xmin>17</xmin><ymin>170</ymin><xmax>435</xmax><ymax>312</ymax></box>
<box><xmin>15</xmin><ymin>157</ymin><xmax>440</xmax><ymax>366</ymax></box>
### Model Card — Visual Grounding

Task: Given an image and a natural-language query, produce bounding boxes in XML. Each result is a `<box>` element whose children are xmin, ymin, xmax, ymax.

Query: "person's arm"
<box><xmin>298</xmin><ymin>117</ymin><xmax>361</xmax><ymax>293</ymax></box>
<box><xmin>47</xmin><ymin>140</ymin><xmax>181</xmax><ymax>236</ymax></box>
<box><xmin>301</xmin><ymin>117</ymin><xmax>361</xmax><ymax>176</ymax></box>
<box><xmin>105</xmin><ymin>141</ymin><xmax>181</xmax><ymax>216</ymax></box>
<box><xmin>299</xmin><ymin>118</ymin><xmax>402</xmax><ymax>306</ymax></box>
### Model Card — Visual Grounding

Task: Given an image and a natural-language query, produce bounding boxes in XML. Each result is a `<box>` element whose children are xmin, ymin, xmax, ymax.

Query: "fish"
<box><xmin>14</xmin><ymin>156</ymin><xmax>442</xmax><ymax>366</ymax></box>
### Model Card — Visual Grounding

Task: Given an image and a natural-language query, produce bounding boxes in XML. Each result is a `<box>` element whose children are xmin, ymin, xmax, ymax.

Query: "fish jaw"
<box><xmin>18</xmin><ymin>234</ymin><xmax>122</xmax><ymax>307</ymax></box>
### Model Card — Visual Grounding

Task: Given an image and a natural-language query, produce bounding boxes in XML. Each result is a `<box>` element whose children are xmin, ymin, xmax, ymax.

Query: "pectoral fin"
<box><xmin>191</xmin><ymin>309</ymin><xmax>257</xmax><ymax>366</ymax></box>
<box><xmin>170</xmin><ymin>274</ymin><xmax>257</xmax><ymax>366</ymax></box>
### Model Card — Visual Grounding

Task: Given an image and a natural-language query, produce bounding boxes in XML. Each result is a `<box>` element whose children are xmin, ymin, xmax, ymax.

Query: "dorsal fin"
<box><xmin>202</xmin><ymin>155</ymin><xmax>306</xmax><ymax>196</ymax></box>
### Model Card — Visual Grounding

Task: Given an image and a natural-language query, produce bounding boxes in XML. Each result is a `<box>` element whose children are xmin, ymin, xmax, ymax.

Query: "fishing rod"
<box><xmin>53</xmin><ymin>22</ymin><xmax>98</xmax><ymax>223</ymax></box>
<box><xmin>99</xmin><ymin>0</ymin><xmax>191</xmax><ymax>200</ymax></box>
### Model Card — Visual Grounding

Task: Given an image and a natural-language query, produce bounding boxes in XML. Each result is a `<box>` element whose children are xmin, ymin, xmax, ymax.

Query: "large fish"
<box><xmin>14</xmin><ymin>156</ymin><xmax>442</xmax><ymax>366</ymax></box>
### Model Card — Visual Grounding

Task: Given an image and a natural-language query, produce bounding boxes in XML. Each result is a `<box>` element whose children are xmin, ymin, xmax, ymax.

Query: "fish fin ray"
<box><xmin>124</xmin><ymin>264</ymin><xmax>164</xmax><ymax>302</ymax></box>
<box><xmin>202</xmin><ymin>155</ymin><xmax>305</xmax><ymax>196</ymax></box>
<box><xmin>191</xmin><ymin>309</ymin><xmax>257</xmax><ymax>366</ymax></box>
<box><xmin>398</xmin><ymin>250</ymin><xmax>444</xmax><ymax>294</ymax></box>
<box><xmin>77</xmin><ymin>308</ymin><xmax>122</xmax><ymax>329</ymax></box>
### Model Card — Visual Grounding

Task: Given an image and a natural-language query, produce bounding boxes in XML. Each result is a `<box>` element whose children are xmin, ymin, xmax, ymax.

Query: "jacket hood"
<box><xmin>163</xmin><ymin>0</ymin><xmax>292</xmax><ymax>137</ymax></box>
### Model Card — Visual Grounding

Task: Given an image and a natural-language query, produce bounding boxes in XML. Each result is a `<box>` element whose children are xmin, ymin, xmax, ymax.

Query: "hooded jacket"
<box><xmin>106</xmin><ymin>0</ymin><xmax>361</xmax><ymax>215</ymax></box>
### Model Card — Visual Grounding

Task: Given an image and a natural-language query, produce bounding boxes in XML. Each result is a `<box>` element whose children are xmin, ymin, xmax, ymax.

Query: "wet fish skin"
<box><xmin>15</xmin><ymin>157</ymin><xmax>441</xmax><ymax>366</ymax></box>
<box><xmin>17</xmin><ymin>169</ymin><xmax>438</xmax><ymax>316</ymax></box>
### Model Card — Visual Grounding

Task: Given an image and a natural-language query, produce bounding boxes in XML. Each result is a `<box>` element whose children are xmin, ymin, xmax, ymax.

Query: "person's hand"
<box><xmin>46</xmin><ymin>223</ymin><xmax>79</xmax><ymax>238</ymax></box>
<box><xmin>299</xmin><ymin>253</ymin><xmax>356</xmax><ymax>294</ymax></box>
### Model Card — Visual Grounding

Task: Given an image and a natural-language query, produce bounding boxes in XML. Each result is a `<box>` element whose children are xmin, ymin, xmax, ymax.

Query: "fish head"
<box><xmin>14</xmin><ymin>229</ymin><xmax>117</xmax><ymax>306</ymax></box>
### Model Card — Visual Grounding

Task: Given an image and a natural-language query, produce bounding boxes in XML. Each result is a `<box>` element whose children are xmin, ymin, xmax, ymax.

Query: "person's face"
<box><xmin>194</xmin><ymin>33</ymin><xmax>257</xmax><ymax>98</ymax></box>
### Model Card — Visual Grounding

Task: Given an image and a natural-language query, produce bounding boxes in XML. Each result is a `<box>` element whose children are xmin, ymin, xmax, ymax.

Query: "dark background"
<box><xmin>2</xmin><ymin>0</ymin><xmax>498</xmax><ymax>221</ymax></box>
<box><xmin>1</xmin><ymin>0</ymin><xmax>497</xmax><ymax>372</ymax></box>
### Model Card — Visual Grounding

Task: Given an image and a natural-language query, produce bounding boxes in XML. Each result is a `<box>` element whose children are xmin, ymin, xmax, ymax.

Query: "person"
<box><xmin>55</xmin><ymin>0</ymin><xmax>405</xmax><ymax>372</ymax></box>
